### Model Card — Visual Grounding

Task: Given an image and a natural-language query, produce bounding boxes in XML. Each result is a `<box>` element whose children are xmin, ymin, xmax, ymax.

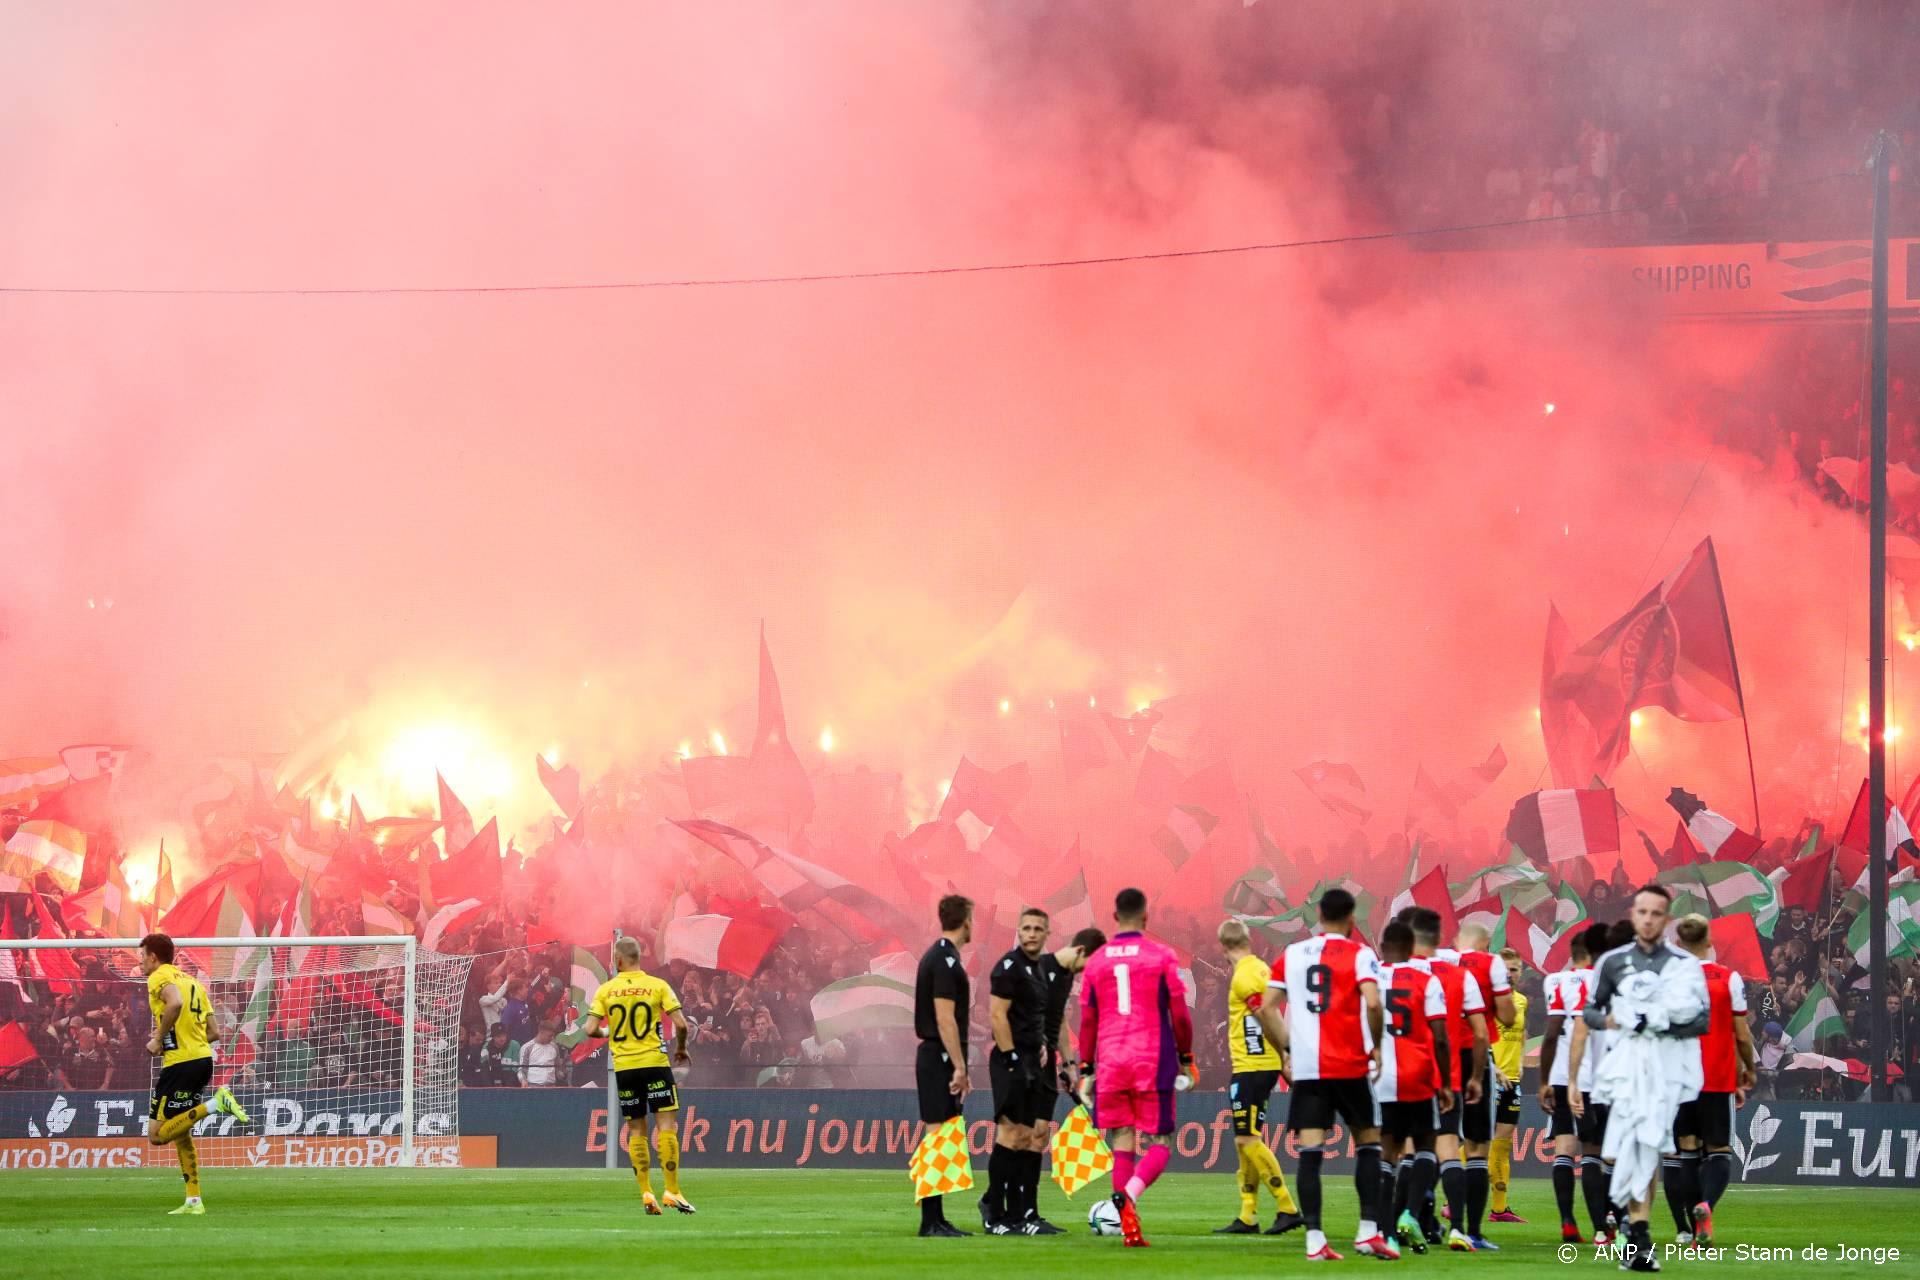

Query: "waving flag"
<box><xmin>1506</xmin><ymin>790</ymin><xmax>1620</xmax><ymax>864</ymax></box>
<box><xmin>1774</xmin><ymin>847</ymin><xmax>1834</xmax><ymax>914</ymax></box>
<box><xmin>1295</xmin><ymin>761</ymin><xmax>1371</xmax><ymax>826</ymax></box>
<box><xmin>1150</xmin><ymin>803</ymin><xmax>1218</xmax><ymax>868</ymax></box>
<box><xmin>1543</xmin><ymin>539</ymin><xmax>1745</xmax><ymax>785</ymax></box>
<box><xmin>811</xmin><ymin>972</ymin><xmax>916</xmax><ymax>1041</ymax></box>
<box><xmin>430</xmin><ymin>818</ymin><xmax>500</xmax><ymax>903</ymax></box>
<box><xmin>939</xmin><ymin>757</ymin><xmax>1031</xmax><ymax>826</ymax></box>
<box><xmin>1666</xmin><ymin>788</ymin><xmax>1764</xmax><ymax>862</ymax></box>
<box><xmin>749</xmin><ymin>624</ymin><xmax>815</xmax><ymax>830</ymax></box>
<box><xmin>536</xmin><ymin>754</ymin><xmax>582</xmax><ymax>816</ymax></box>
<box><xmin>1709</xmin><ymin>914</ymin><xmax>1770</xmax><ymax>984</ymax></box>
<box><xmin>59</xmin><ymin>744</ymin><xmax>146</xmax><ymax>782</ymax></box>
<box><xmin>664</xmin><ymin>914</ymin><xmax>783</xmax><ymax>977</ymax></box>
<box><xmin>0</xmin><ymin>758</ymin><xmax>68</xmax><ymax>810</ymax></box>
<box><xmin>1387</xmin><ymin>865</ymin><xmax>1459</xmax><ymax>942</ymax></box>
<box><xmin>1</xmin><ymin>821</ymin><xmax>87</xmax><ymax>892</ymax></box>
<box><xmin>436</xmin><ymin>773</ymin><xmax>475</xmax><ymax>856</ymax></box>
<box><xmin>1786</xmin><ymin>979</ymin><xmax>1846</xmax><ymax>1051</ymax></box>
<box><xmin>910</xmin><ymin>1116</ymin><xmax>974</xmax><ymax>1202</ymax></box>
<box><xmin>673</xmin><ymin>818</ymin><xmax>919</xmax><ymax>944</ymax></box>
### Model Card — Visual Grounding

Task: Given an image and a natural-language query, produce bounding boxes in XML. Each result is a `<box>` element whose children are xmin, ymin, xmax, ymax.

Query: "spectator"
<box><xmin>518</xmin><ymin>1020</ymin><xmax>566</xmax><ymax>1087</ymax></box>
<box><xmin>475</xmin><ymin>1024</ymin><xmax>520</xmax><ymax>1087</ymax></box>
<box><xmin>60</xmin><ymin>1024</ymin><xmax>114</xmax><ymax>1090</ymax></box>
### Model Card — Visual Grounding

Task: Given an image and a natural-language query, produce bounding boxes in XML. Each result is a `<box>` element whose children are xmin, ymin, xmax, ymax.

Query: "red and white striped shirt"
<box><xmin>1270</xmin><ymin>933</ymin><xmax>1382</xmax><ymax>1081</ymax></box>
<box><xmin>1698</xmin><ymin>961</ymin><xmax>1748</xmax><ymax>1093</ymax></box>
<box><xmin>1378</xmin><ymin>961</ymin><xmax>1449</xmax><ymax>1102</ymax></box>
<box><xmin>1544</xmin><ymin>966</ymin><xmax>1591</xmax><ymax>1088</ymax></box>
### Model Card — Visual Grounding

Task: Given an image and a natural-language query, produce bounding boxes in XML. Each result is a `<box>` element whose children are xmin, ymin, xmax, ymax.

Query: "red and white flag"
<box><xmin>1295</xmin><ymin>761</ymin><xmax>1371</xmax><ymax>826</ymax></box>
<box><xmin>0</xmin><ymin>758</ymin><xmax>68</xmax><ymax>811</ymax></box>
<box><xmin>1505</xmin><ymin>790</ymin><xmax>1621</xmax><ymax>864</ymax></box>
<box><xmin>663</xmin><ymin>914</ymin><xmax>783</xmax><ymax>977</ymax></box>
<box><xmin>1667</xmin><ymin>787</ymin><xmax>1765</xmax><ymax>862</ymax></box>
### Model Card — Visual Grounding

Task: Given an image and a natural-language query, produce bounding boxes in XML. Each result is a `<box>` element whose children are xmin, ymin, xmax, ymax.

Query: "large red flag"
<box><xmin>431</xmin><ymin>818</ymin><xmax>501</xmax><ymax>903</ymax></box>
<box><xmin>0</xmin><ymin>1022</ymin><xmax>37</xmax><ymax>1072</ymax></box>
<box><xmin>748</xmin><ymin>624</ymin><xmax>814</xmax><ymax>831</ymax></box>
<box><xmin>939</xmin><ymin>758</ymin><xmax>1031</xmax><ymax>826</ymax></box>
<box><xmin>1294</xmin><ymin>761</ymin><xmax>1371</xmax><ymax>826</ymax></box>
<box><xmin>1543</xmin><ymin>539</ymin><xmax>1745</xmax><ymax>785</ymax></box>
<box><xmin>536</xmin><ymin>755</ymin><xmax>582</xmax><ymax>816</ymax></box>
<box><xmin>436</xmin><ymin>773</ymin><xmax>475</xmax><ymax>855</ymax></box>
<box><xmin>1709</xmin><ymin>914</ymin><xmax>1769</xmax><ymax>984</ymax></box>
<box><xmin>1776</xmin><ymin>849</ymin><xmax>1833</xmax><ymax>914</ymax></box>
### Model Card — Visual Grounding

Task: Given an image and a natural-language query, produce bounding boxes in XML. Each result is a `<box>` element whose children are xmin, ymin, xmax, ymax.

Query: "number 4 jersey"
<box><xmin>1270</xmin><ymin>933</ymin><xmax>1382</xmax><ymax>1081</ymax></box>
<box><xmin>590</xmin><ymin>968</ymin><xmax>683</xmax><ymax>1070</ymax></box>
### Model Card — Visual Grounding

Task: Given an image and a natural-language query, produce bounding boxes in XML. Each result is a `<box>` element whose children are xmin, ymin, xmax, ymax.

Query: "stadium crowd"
<box><xmin>4</xmin><ymin>792</ymin><xmax>1914</xmax><ymax>1103</ymax></box>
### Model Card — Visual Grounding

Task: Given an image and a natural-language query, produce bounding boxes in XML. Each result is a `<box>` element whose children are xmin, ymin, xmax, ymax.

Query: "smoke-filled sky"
<box><xmin>0</xmin><ymin>2</ymin><xmax>1896</xmax><ymax>846</ymax></box>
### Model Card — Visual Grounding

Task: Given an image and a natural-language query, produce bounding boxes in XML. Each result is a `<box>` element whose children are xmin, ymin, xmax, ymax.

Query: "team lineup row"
<box><xmin>909</xmin><ymin>883</ymin><xmax>1748</xmax><ymax>1273</ymax></box>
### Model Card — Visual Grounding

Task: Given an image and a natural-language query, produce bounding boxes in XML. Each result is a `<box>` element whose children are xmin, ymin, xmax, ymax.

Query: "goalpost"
<box><xmin>0</xmin><ymin>936</ymin><xmax>474</xmax><ymax>1170</ymax></box>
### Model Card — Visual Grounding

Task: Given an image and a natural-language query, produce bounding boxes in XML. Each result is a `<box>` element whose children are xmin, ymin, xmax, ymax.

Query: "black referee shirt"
<box><xmin>1037</xmin><ymin>952</ymin><xmax>1073</xmax><ymax>1050</ymax></box>
<box><xmin>990</xmin><ymin>947</ymin><xmax>1046</xmax><ymax>1052</ymax></box>
<box><xmin>914</xmin><ymin>937</ymin><xmax>970</xmax><ymax>1046</ymax></box>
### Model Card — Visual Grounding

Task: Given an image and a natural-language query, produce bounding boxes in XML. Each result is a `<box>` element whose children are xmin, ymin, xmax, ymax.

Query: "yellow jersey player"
<box><xmin>139</xmin><ymin>932</ymin><xmax>250</xmax><ymax>1215</ymax></box>
<box><xmin>1212</xmin><ymin>919</ymin><xmax>1301</xmax><ymax>1236</ymax></box>
<box><xmin>584</xmin><ymin>936</ymin><xmax>694</xmax><ymax>1215</ymax></box>
<box><xmin>1488</xmin><ymin>948</ymin><xmax>1531</xmax><ymax>1224</ymax></box>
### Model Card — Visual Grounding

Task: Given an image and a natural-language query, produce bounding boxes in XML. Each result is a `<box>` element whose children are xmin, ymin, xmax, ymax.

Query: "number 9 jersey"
<box><xmin>590</xmin><ymin>968</ymin><xmax>682</xmax><ymax>1070</ymax></box>
<box><xmin>1270</xmin><ymin>934</ymin><xmax>1382</xmax><ymax>1081</ymax></box>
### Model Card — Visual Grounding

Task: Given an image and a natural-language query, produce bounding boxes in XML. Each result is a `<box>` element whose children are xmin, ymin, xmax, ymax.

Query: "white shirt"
<box><xmin>518</xmin><ymin>1039</ymin><xmax>561</xmax><ymax>1086</ymax></box>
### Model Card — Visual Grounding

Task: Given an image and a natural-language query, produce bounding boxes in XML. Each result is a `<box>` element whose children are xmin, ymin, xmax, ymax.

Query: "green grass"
<box><xmin>3</xmin><ymin>1170</ymin><xmax>1917</xmax><ymax>1278</ymax></box>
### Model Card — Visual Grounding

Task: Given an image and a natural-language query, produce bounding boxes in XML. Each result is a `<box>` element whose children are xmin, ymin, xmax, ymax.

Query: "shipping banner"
<box><xmin>1431</xmin><ymin>239</ymin><xmax>1920</xmax><ymax>318</ymax></box>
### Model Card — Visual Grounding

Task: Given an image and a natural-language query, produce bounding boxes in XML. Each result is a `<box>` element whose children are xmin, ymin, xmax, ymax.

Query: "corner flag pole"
<box><xmin>1867</xmin><ymin>128</ymin><xmax>1896</xmax><ymax>1100</ymax></box>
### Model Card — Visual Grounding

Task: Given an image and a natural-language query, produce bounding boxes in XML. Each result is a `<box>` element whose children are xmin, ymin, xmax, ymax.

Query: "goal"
<box><xmin>0</xmin><ymin>936</ymin><xmax>474</xmax><ymax>1170</ymax></box>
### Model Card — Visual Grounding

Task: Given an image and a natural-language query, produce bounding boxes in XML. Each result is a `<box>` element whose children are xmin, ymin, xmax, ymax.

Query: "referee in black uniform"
<box><xmin>915</xmin><ymin>893</ymin><xmax>975</xmax><ymax>1237</ymax></box>
<box><xmin>982</xmin><ymin>907</ymin><xmax>1057</xmax><ymax>1235</ymax></box>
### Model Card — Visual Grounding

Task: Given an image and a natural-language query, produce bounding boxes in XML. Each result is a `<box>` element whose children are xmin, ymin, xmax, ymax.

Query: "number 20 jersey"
<box><xmin>589</xmin><ymin>969</ymin><xmax>683</xmax><ymax>1071</ymax></box>
<box><xmin>1270</xmin><ymin>934</ymin><xmax>1382</xmax><ymax>1082</ymax></box>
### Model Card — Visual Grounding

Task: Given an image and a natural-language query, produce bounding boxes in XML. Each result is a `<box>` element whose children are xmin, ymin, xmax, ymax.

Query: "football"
<box><xmin>1087</xmin><ymin>1199</ymin><xmax>1122</xmax><ymax>1236</ymax></box>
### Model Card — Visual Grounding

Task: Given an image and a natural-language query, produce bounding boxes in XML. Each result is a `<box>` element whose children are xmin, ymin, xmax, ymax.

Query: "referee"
<box><xmin>915</xmin><ymin>893</ymin><xmax>975</xmax><ymax>1237</ymax></box>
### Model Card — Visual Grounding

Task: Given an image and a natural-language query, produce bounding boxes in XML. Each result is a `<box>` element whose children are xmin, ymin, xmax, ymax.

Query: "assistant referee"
<box><xmin>914</xmin><ymin>893</ymin><xmax>975</xmax><ymax>1237</ymax></box>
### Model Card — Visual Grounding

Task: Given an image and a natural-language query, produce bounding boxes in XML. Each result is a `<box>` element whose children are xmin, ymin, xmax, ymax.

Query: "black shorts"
<box><xmin>1230</xmin><ymin>1070</ymin><xmax>1281</xmax><ymax>1137</ymax></box>
<box><xmin>990</xmin><ymin>1048</ymin><xmax>1050</xmax><ymax>1127</ymax></box>
<box><xmin>149</xmin><ymin>1057</ymin><xmax>213</xmax><ymax>1124</ymax></box>
<box><xmin>1674</xmin><ymin>1091</ymin><xmax>1736</xmax><ymax>1148</ymax></box>
<box><xmin>1380</xmin><ymin>1098</ymin><xmax>1441</xmax><ymax>1143</ymax></box>
<box><xmin>1549</xmin><ymin>1085</ymin><xmax>1577</xmax><ymax>1139</ymax></box>
<box><xmin>614</xmin><ymin>1066</ymin><xmax>679</xmax><ymax>1120</ymax></box>
<box><xmin>1287</xmin><ymin>1077</ymin><xmax>1380</xmax><ymax>1135</ymax></box>
<box><xmin>1577</xmin><ymin>1098</ymin><xmax>1610</xmax><ymax>1146</ymax></box>
<box><xmin>1495</xmin><ymin>1074</ymin><xmax>1521</xmax><ymax>1127</ymax></box>
<box><xmin>915</xmin><ymin>1040</ymin><xmax>965</xmax><ymax>1124</ymax></box>
<box><xmin>1458</xmin><ymin>1049</ymin><xmax>1495</xmax><ymax>1143</ymax></box>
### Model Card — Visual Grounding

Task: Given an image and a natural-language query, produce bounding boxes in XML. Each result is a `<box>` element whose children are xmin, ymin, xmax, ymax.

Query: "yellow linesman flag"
<box><xmin>1049</xmin><ymin>1104</ymin><xmax>1112</xmax><ymax>1198</ymax></box>
<box><xmin>909</xmin><ymin>1115</ymin><xmax>974</xmax><ymax>1202</ymax></box>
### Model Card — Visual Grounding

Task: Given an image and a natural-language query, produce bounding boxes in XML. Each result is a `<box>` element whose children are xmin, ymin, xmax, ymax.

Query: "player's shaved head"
<box><xmin>1114</xmin><ymin>887</ymin><xmax>1148</xmax><ymax>926</ymax></box>
<box><xmin>1675</xmin><ymin>913</ymin><xmax>1711</xmax><ymax>954</ymax></box>
<box><xmin>1408</xmin><ymin>908</ymin><xmax>1442</xmax><ymax>948</ymax></box>
<box><xmin>1380</xmin><ymin>920</ymin><xmax>1414</xmax><ymax>962</ymax></box>
<box><xmin>1456</xmin><ymin>922</ymin><xmax>1491</xmax><ymax>950</ymax></box>
<box><xmin>613</xmin><ymin>936</ymin><xmax>642</xmax><ymax>969</ymax></box>
<box><xmin>1217</xmin><ymin>918</ymin><xmax>1251</xmax><ymax>950</ymax></box>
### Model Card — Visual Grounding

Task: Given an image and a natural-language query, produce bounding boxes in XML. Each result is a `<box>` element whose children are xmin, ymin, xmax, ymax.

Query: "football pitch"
<box><xmin>4</xmin><ymin>1170</ymin><xmax>1917</xmax><ymax>1278</ymax></box>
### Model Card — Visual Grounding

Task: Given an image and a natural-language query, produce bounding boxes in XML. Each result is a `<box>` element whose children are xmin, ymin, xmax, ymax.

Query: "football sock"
<box><xmin>1393</xmin><ymin>1155</ymin><xmax>1414</xmax><ymax>1221</ymax></box>
<box><xmin>1354</xmin><ymin>1143</ymin><xmax>1381</xmax><ymax>1235</ymax></box>
<box><xmin>921</xmin><ymin>1195</ymin><xmax>942</xmax><ymax>1229</ymax></box>
<box><xmin>628</xmin><ymin>1128</ymin><xmax>651</xmax><ymax>1194</ymax></box>
<box><xmin>1703</xmin><ymin>1150</ymin><xmax>1734</xmax><ymax>1207</ymax></box>
<box><xmin>658</xmin><ymin>1131</ymin><xmax>682</xmax><ymax>1197</ymax></box>
<box><xmin>1250</xmin><ymin>1140</ymin><xmax>1296</xmax><ymax>1212</ymax></box>
<box><xmin>1490</xmin><ymin>1135</ymin><xmax>1512</xmax><ymax>1212</ymax></box>
<box><xmin>1661</xmin><ymin>1157</ymin><xmax>1689</xmax><ymax>1233</ymax></box>
<box><xmin>986</xmin><ymin>1145</ymin><xmax>1014</xmax><ymax>1219</ymax></box>
<box><xmin>1024</xmin><ymin>1149</ymin><xmax>1045</xmax><ymax>1219</ymax></box>
<box><xmin>1412</xmin><ymin>1151</ymin><xmax>1439</xmax><ymax>1224</ymax></box>
<box><xmin>175</xmin><ymin>1136</ymin><xmax>200</xmax><ymax>1199</ymax></box>
<box><xmin>1677</xmin><ymin>1148</ymin><xmax>1703</xmax><ymax>1212</ymax></box>
<box><xmin>1440</xmin><ymin>1159</ymin><xmax>1465</xmax><ymax>1233</ymax></box>
<box><xmin>1297</xmin><ymin>1149</ymin><xmax>1324</xmax><ymax>1230</ymax></box>
<box><xmin>1007</xmin><ymin>1149</ymin><xmax>1030</xmax><ymax>1221</ymax></box>
<box><xmin>154</xmin><ymin>1104</ymin><xmax>209</xmax><ymax>1146</ymax></box>
<box><xmin>1378</xmin><ymin>1156</ymin><xmax>1397</xmax><ymax>1229</ymax></box>
<box><xmin>1466</xmin><ymin>1155</ymin><xmax>1489</xmax><ymax>1236</ymax></box>
<box><xmin>1581</xmin><ymin>1155</ymin><xmax>1611</xmax><ymax>1235</ymax></box>
<box><xmin>1236</xmin><ymin>1144</ymin><xmax>1259</xmax><ymax>1223</ymax></box>
<box><xmin>1553</xmin><ymin>1154</ymin><xmax>1577</xmax><ymax>1226</ymax></box>
<box><xmin>1111</xmin><ymin>1148</ymin><xmax>1136</xmax><ymax>1200</ymax></box>
<box><xmin>1127</xmin><ymin>1142</ymin><xmax>1170</xmax><ymax>1200</ymax></box>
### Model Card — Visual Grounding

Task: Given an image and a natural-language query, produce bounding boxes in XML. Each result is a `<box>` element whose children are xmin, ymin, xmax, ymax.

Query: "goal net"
<box><xmin>0</xmin><ymin>936</ymin><xmax>473</xmax><ymax>1170</ymax></box>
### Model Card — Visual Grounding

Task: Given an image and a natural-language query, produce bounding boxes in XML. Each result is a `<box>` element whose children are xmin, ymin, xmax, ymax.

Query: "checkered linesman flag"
<box><xmin>909</xmin><ymin>1115</ymin><xmax>974</xmax><ymax>1202</ymax></box>
<box><xmin>1049</xmin><ymin>1105</ymin><xmax>1112</xmax><ymax>1198</ymax></box>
